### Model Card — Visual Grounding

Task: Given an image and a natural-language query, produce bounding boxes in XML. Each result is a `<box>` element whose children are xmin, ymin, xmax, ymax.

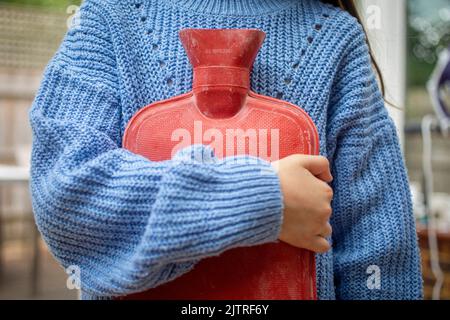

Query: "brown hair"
<box><xmin>322</xmin><ymin>0</ymin><xmax>386</xmax><ymax>96</ymax></box>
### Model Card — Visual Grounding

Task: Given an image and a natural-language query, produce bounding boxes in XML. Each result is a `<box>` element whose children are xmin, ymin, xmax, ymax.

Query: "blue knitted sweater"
<box><xmin>29</xmin><ymin>0</ymin><xmax>423</xmax><ymax>300</ymax></box>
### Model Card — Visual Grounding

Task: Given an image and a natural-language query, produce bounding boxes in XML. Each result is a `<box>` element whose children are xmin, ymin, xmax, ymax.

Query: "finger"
<box><xmin>299</xmin><ymin>156</ymin><xmax>333</xmax><ymax>183</ymax></box>
<box><xmin>316</xmin><ymin>180</ymin><xmax>334</xmax><ymax>202</ymax></box>
<box><xmin>319</xmin><ymin>223</ymin><xmax>332</xmax><ymax>238</ymax></box>
<box><xmin>309</xmin><ymin>236</ymin><xmax>331</xmax><ymax>254</ymax></box>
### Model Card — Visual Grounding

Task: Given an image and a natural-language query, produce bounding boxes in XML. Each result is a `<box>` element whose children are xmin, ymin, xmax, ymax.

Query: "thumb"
<box><xmin>299</xmin><ymin>155</ymin><xmax>333</xmax><ymax>183</ymax></box>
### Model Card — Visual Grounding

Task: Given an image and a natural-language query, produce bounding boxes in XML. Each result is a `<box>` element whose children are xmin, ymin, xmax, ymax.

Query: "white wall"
<box><xmin>357</xmin><ymin>0</ymin><xmax>407</xmax><ymax>147</ymax></box>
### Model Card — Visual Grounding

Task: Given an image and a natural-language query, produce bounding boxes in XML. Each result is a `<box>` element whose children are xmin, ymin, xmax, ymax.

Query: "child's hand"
<box><xmin>271</xmin><ymin>155</ymin><xmax>333</xmax><ymax>253</ymax></box>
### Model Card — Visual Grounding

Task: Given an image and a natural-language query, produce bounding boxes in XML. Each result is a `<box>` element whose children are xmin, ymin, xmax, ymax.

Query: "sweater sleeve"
<box><xmin>29</xmin><ymin>1</ymin><xmax>283</xmax><ymax>298</ymax></box>
<box><xmin>326</xmin><ymin>21</ymin><xmax>423</xmax><ymax>300</ymax></box>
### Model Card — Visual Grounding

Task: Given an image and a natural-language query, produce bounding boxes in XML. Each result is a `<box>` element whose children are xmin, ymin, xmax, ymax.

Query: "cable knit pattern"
<box><xmin>29</xmin><ymin>0</ymin><xmax>422</xmax><ymax>299</ymax></box>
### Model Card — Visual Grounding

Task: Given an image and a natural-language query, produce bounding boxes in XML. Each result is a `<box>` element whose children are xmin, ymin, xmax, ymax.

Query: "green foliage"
<box><xmin>407</xmin><ymin>24</ymin><xmax>434</xmax><ymax>88</ymax></box>
<box><xmin>0</xmin><ymin>0</ymin><xmax>81</xmax><ymax>9</ymax></box>
<box><xmin>407</xmin><ymin>0</ymin><xmax>450</xmax><ymax>88</ymax></box>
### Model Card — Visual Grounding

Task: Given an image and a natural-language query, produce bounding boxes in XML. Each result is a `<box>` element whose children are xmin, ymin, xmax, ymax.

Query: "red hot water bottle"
<box><xmin>122</xmin><ymin>29</ymin><xmax>319</xmax><ymax>300</ymax></box>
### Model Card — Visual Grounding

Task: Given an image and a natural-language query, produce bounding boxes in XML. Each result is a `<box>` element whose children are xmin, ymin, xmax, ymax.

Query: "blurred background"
<box><xmin>0</xmin><ymin>0</ymin><xmax>449</xmax><ymax>300</ymax></box>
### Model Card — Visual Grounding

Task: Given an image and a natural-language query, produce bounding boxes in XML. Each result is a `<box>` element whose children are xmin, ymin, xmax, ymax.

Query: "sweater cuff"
<box><xmin>146</xmin><ymin>145</ymin><xmax>284</xmax><ymax>262</ymax></box>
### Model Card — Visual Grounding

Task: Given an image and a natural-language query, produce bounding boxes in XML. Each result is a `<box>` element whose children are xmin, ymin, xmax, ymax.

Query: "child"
<box><xmin>29</xmin><ymin>0</ymin><xmax>423</xmax><ymax>299</ymax></box>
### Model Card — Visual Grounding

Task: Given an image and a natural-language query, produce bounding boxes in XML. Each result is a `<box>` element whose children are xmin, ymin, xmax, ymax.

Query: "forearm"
<box><xmin>30</xmin><ymin>63</ymin><xmax>283</xmax><ymax>297</ymax></box>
